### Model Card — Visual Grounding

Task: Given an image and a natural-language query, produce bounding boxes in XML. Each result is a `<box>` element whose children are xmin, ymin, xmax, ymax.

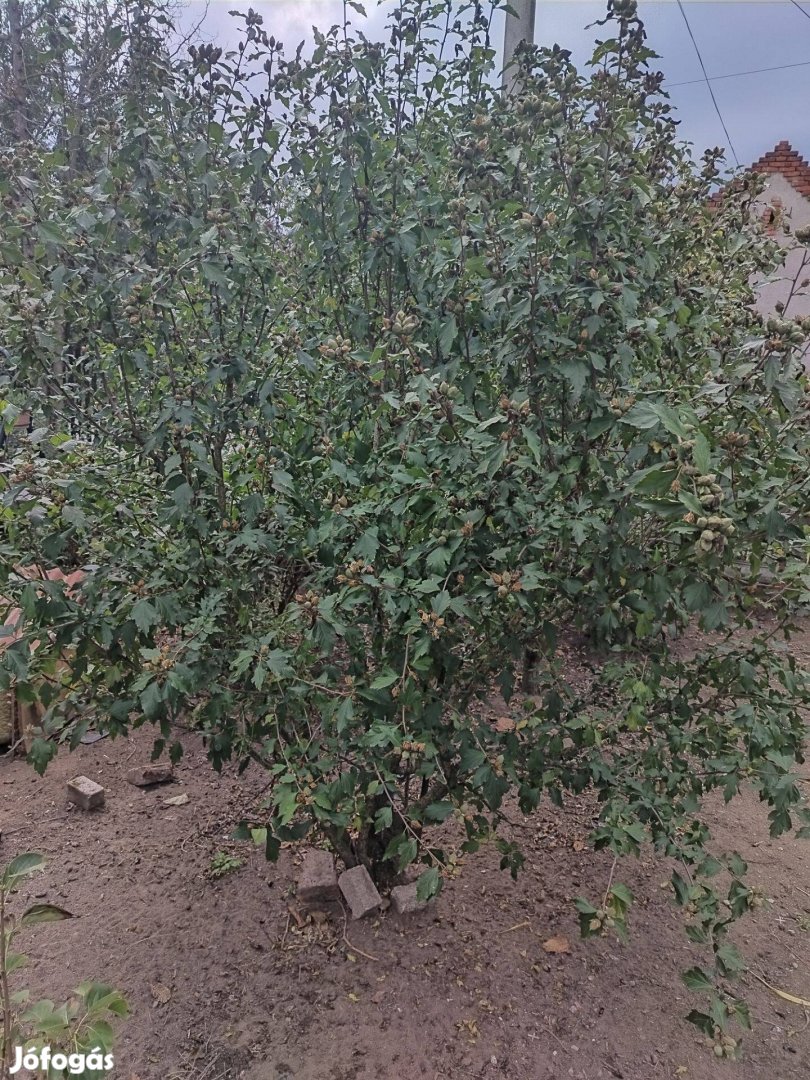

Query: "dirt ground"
<box><xmin>1</xmin><ymin>628</ymin><xmax>809</xmax><ymax>1080</ymax></box>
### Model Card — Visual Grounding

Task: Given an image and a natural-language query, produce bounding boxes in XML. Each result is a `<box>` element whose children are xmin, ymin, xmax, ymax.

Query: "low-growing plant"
<box><xmin>207</xmin><ymin>852</ymin><xmax>244</xmax><ymax>880</ymax></box>
<box><xmin>0</xmin><ymin>853</ymin><xmax>127</xmax><ymax>1080</ymax></box>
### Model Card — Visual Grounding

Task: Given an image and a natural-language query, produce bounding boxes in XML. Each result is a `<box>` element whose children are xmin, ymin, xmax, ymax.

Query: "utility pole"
<box><xmin>502</xmin><ymin>0</ymin><xmax>537</xmax><ymax>94</ymax></box>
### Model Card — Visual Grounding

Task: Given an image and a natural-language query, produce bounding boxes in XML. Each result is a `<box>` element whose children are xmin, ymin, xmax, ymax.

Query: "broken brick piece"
<box><xmin>126</xmin><ymin>763</ymin><xmax>173</xmax><ymax>788</ymax></box>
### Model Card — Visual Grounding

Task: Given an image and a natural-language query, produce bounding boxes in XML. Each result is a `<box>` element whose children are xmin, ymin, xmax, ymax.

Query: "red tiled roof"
<box><xmin>749</xmin><ymin>140</ymin><xmax>810</xmax><ymax>199</ymax></box>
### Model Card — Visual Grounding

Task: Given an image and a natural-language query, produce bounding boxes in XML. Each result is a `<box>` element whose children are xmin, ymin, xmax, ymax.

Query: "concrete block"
<box><xmin>338</xmin><ymin>865</ymin><xmax>382</xmax><ymax>920</ymax></box>
<box><xmin>298</xmin><ymin>849</ymin><xmax>339</xmax><ymax>906</ymax></box>
<box><xmin>67</xmin><ymin>775</ymin><xmax>105</xmax><ymax>810</ymax></box>
<box><xmin>390</xmin><ymin>882</ymin><xmax>430</xmax><ymax>915</ymax></box>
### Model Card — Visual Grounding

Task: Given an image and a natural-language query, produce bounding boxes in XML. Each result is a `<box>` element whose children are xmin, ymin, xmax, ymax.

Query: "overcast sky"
<box><xmin>179</xmin><ymin>1</ymin><xmax>810</xmax><ymax>170</ymax></box>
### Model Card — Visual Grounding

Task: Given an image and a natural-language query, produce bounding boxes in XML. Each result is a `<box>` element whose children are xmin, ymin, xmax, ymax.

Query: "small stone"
<box><xmin>297</xmin><ymin>849</ymin><xmax>339</xmax><ymax>907</ymax></box>
<box><xmin>390</xmin><ymin>882</ymin><xmax>430</xmax><ymax>916</ymax></box>
<box><xmin>67</xmin><ymin>775</ymin><xmax>105</xmax><ymax>811</ymax></box>
<box><xmin>80</xmin><ymin>731</ymin><xmax>106</xmax><ymax>745</ymax></box>
<box><xmin>338</xmin><ymin>865</ymin><xmax>382</xmax><ymax>919</ymax></box>
<box><xmin>126</xmin><ymin>763</ymin><xmax>173</xmax><ymax>787</ymax></box>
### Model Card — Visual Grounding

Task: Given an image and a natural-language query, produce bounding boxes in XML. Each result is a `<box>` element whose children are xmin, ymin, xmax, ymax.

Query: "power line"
<box><xmin>676</xmin><ymin>0</ymin><xmax>739</xmax><ymax>166</ymax></box>
<box><xmin>669</xmin><ymin>57</ymin><xmax>810</xmax><ymax>88</ymax></box>
<box><xmin>788</xmin><ymin>0</ymin><xmax>810</xmax><ymax>23</ymax></box>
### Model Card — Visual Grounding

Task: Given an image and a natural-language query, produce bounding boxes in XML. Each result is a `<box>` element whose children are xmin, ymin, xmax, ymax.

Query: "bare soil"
<box><xmin>1</xmin><ymin>627</ymin><xmax>809</xmax><ymax>1080</ymax></box>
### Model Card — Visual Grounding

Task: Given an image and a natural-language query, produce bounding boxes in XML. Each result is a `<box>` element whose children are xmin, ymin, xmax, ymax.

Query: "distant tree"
<box><xmin>0</xmin><ymin>0</ymin><xmax>175</xmax><ymax>167</ymax></box>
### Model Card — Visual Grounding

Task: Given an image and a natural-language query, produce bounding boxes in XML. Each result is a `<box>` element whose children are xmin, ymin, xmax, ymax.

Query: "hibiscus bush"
<box><xmin>1</xmin><ymin>0</ymin><xmax>809</xmax><ymax>1051</ymax></box>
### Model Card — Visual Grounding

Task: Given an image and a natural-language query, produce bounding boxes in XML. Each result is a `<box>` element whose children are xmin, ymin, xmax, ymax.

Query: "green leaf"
<box><xmin>139</xmin><ymin>680</ymin><xmax>164</xmax><ymax>720</ymax></box>
<box><xmin>5</xmin><ymin>952</ymin><xmax>28</xmax><ymax>974</ymax></box>
<box><xmin>609</xmin><ymin>882</ymin><xmax>633</xmax><ymax>906</ymax></box>
<box><xmin>37</xmin><ymin>221</ymin><xmax>67</xmax><ymax>245</ymax></box>
<box><xmin>685</xmin><ymin>1009</ymin><xmax>715</xmax><ymax>1037</ymax></box>
<box><xmin>715</xmin><ymin>942</ymin><xmax>745</xmax><ymax>975</ymax></box>
<box><xmin>630</xmin><ymin>464</ymin><xmax>676</xmax><ymax>495</ymax></box>
<box><xmin>558</xmin><ymin>359</ymin><xmax>588</xmax><ymax>399</ymax></box>
<box><xmin>693</xmin><ymin>432</ymin><xmax>711</xmax><ymax>474</ymax></box>
<box><xmin>416</xmin><ymin>866</ymin><xmax>442</xmax><ymax>902</ymax></box>
<box><xmin>172</xmin><ymin>482</ymin><xmax>194</xmax><ymax>511</ymax></box>
<box><xmin>78</xmin><ymin>983</ymin><xmax>129</xmax><ymax>1017</ymax></box>
<box><xmin>20</xmin><ymin>903</ymin><xmax>74</xmax><ymax>926</ymax></box>
<box><xmin>426</xmin><ymin>546</ymin><xmax>451</xmax><ymax>574</ymax></box>
<box><xmin>131</xmin><ymin>599</ymin><xmax>159</xmax><ymax>634</ymax></box>
<box><xmin>682</xmin><ymin>966</ymin><xmax>714</xmax><ymax>993</ymax></box>
<box><xmin>684</xmin><ymin>581</ymin><xmax>712</xmax><ymax>612</ymax></box>
<box><xmin>369</xmin><ymin>671</ymin><xmax>399</xmax><ymax>690</ymax></box>
<box><xmin>621</xmin><ymin>400</ymin><xmax>664</xmax><ymax>430</ymax></box>
<box><xmin>438</xmin><ymin>314</ymin><xmax>458</xmax><ymax>356</ymax></box>
<box><xmin>2</xmin><ymin>852</ymin><xmax>46</xmax><ymax>890</ymax></box>
<box><xmin>356</xmin><ymin>527</ymin><xmax>379</xmax><ymax>561</ymax></box>
<box><xmin>61</xmin><ymin>503</ymin><xmax>87</xmax><ymax>527</ymax></box>
<box><xmin>27</xmin><ymin>738</ymin><xmax>57</xmax><ymax>776</ymax></box>
<box><xmin>201</xmin><ymin>260</ymin><xmax>230</xmax><ymax>288</ymax></box>
<box><xmin>431</xmin><ymin>590</ymin><xmax>451</xmax><ymax>616</ymax></box>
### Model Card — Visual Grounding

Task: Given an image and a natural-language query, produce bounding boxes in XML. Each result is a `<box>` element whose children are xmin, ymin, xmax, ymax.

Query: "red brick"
<box><xmin>712</xmin><ymin>141</ymin><xmax>810</xmax><ymax>212</ymax></box>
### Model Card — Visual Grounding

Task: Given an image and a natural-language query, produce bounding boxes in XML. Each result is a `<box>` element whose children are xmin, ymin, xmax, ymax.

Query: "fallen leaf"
<box><xmin>502</xmin><ymin>919</ymin><xmax>531</xmax><ymax>934</ymax></box>
<box><xmin>493</xmin><ymin>716</ymin><xmax>515</xmax><ymax>733</ymax></box>
<box><xmin>751</xmin><ymin>972</ymin><xmax>810</xmax><ymax>1008</ymax></box>
<box><xmin>150</xmin><ymin>983</ymin><xmax>171</xmax><ymax>1005</ymax></box>
<box><xmin>542</xmin><ymin>935</ymin><xmax>570</xmax><ymax>954</ymax></box>
<box><xmin>163</xmin><ymin>793</ymin><xmax>189</xmax><ymax>806</ymax></box>
<box><xmin>456</xmin><ymin>1017</ymin><xmax>480</xmax><ymax>1041</ymax></box>
<box><xmin>287</xmin><ymin>904</ymin><xmax>307</xmax><ymax>929</ymax></box>
<box><xmin>21</xmin><ymin>903</ymin><xmax>74</xmax><ymax>926</ymax></box>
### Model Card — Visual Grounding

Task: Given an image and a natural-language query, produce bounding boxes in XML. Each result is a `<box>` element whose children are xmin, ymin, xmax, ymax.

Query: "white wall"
<box><xmin>752</xmin><ymin>173</ymin><xmax>810</xmax><ymax>319</ymax></box>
